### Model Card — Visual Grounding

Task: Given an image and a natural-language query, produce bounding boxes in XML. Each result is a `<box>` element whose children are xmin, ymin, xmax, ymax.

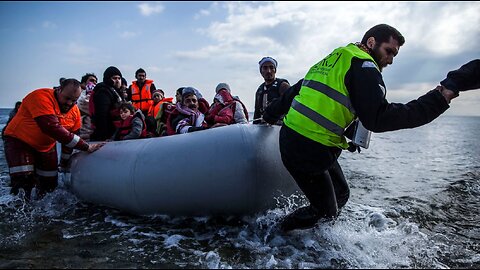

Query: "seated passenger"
<box><xmin>111</xmin><ymin>102</ymin><xmax>147</xmax><ymax>141</ymax></box>
<box><xmin>166</xmin><ymin>87</ymin><xmax>209</xmax><ymax>135</ymax></box>
<box><xmin>155</xmin><ymin>87</ymin><xmax>184</xmax><ymax>136</ymax></box>
<box><xmin>205</xmin><ymin>83</ymin><xmax>249</xmax><ymax>127</ymax></box>
<box><xmin>77</xmin><ymin>74</ymin><xmax>97</xmax><ymax>140</ymax></box>
<box><xmin>146</xmin><ymin>89</ymin><xmax>174</xmax><ymax>137</ymax></box>
<box><xmin>174</xmin><ymin>86</ymin><xmax>210</xmax><ymax>114</ymax></box>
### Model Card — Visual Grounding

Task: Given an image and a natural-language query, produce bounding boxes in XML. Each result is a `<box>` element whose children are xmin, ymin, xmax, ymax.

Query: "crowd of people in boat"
<box><xmin>75</xmin><ymin>67</ymin><xmax>247</xmax><ymax>142</ymax></box>
<box><xmin>64</xmin><ymin>57</ymin><xmax>288</xmax><ymax>143</ymax></box>
<box><xmin>1</xmin><ymin>57</ymin><xmax>289</xmax><ymax>199</ymax></box>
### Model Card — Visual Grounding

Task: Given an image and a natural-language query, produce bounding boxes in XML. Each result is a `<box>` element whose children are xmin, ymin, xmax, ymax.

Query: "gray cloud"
<box><xmin>168</xmin><ymin>1</ymin><xmax>479</xmax><ymax>113</ymax></box>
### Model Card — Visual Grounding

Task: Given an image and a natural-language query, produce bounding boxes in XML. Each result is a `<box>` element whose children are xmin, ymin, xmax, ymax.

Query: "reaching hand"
<box><xmin>87</xmin><ymin>142</ymin><xmax>105</xmax><ymax>153</ymax></box>
<box><xmin>437</xmin><ymin>85</ymin><xmax>459</xmax><ymax>104</ymax></box>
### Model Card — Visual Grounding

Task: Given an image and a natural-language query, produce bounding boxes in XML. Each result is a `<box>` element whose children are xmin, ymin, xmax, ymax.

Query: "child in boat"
<box><xmin>111</xmin><ymin>102</ymin><xmax>147</xmax><ymax>141</ymax></box>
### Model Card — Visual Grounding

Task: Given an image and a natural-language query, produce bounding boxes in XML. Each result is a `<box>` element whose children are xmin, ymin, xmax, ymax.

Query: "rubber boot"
<box><xmin>36</xmin><ymin>177</ymin><xmax>58</xmax><ymax>200</ymax></box>
<box><xmin>10</xmin><ymin>175</ymin><xmax>34</xmax><ymax>201</ymax></box>
<box><xmin>280</xmin><ymin>205</ymin><xmax>321</xmax><ymax>231</ymax></box>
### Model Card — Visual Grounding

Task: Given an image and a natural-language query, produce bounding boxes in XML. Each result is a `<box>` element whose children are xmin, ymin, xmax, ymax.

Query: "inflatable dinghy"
<box><xmin>68</xmin><ymin>124</ymin><xmax>299</xmax><ymax>216</ymax></box>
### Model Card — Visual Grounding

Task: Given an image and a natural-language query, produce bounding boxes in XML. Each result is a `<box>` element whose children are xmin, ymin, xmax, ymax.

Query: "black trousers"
<box><xmin>279</xmin><ymin>125</ymin><xmax>350</xmax><ymax>218</ymax></box>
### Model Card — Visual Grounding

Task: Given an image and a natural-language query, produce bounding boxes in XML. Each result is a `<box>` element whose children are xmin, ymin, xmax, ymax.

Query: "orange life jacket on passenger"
<box><xmin>148</xmin><ymin>97</ymin><xmax>174</xmax><ymax>118</ymax></box>
<box><xmin>115</xmin><ymin>111</ymin><xmax>147</xmax><ymax>140</ymax></box>
<box><xmin>131</xmin><ymin>79</ymin><xmax>154</xmax><ymax>112</ymax></box>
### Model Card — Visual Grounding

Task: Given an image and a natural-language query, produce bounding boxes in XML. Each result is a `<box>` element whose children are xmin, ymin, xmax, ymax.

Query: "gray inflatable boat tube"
<box><xmin>68</xmin><ymin>124</ymin><xmax>299</xmax><ymax>216</ymax></box>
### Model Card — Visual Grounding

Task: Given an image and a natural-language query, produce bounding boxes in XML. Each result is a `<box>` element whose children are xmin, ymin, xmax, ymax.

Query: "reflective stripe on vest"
<box><xmin>291</xmin><ymin>99</ymin><xmax>344</xmax><ymax>137</ymax></box>
<box><xmin>302</xmin><ymin>79</ymin><xmax>355</xmax><ymax>114</ymax></box>
<box><xmin>284</xmin><ymin>43</ymin><xmax>377</xmax><ymax>149</ymax></box>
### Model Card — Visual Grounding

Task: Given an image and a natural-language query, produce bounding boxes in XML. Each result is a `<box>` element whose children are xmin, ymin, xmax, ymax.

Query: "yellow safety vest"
<box><xmin>284</xmin><ymin>43</ymin><xmax>378</xmax><ymax>149</ymax></box>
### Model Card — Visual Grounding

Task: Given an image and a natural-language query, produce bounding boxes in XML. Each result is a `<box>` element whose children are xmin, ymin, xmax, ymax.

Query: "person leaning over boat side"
<box><xmin>262</xmin><ymin>24</ymin><xmax>475</xmax><ymax>231</ymax></box>
<box><xmin>110</xmin><ymin>102</ymin><xmax>147</xmax><ymax>141</ymax></box>
<box><xmin>166</xmin><ymin>87</ymin><xmax>210</xmax><ymax>135</ymax></box>
<box><xmin>90</xmin><ymin>66</ymin><xmax>125</xmax><ymax>141</ymax></box>
<box><xmin>205</xmin><ymin>83</ymin><xmax>249</xmax><ymax>127</ymax></box>
<box><xmin>253</xmin><ymin>56</ymin><xmax>290</xmax><ymax>124</ymax></box>
<box><xmin>126</xmin><ymin>68</ymin><xmax>157</xmax><ymax>116</ymax></box>
<box><xmin>3</xmin><ymin>79</ymin><xmax>104</xmax><ymax>200</ymax></box>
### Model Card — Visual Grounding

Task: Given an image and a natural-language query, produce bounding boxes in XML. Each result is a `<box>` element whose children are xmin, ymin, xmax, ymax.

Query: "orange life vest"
<box><xmin>131</xmin><ymin>79</ymin><xmax>154</xmax><ymax>112</ymax></box>
<box><xmin>148</xmin><ymin>97</ymin><xmax>174</xmax><ymax>118</ymax></box>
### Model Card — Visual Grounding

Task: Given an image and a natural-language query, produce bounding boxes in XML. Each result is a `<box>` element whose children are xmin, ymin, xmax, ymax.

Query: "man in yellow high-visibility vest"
<box><xmin>263</xmin><ymin>24</ymin><xmax>479</xmax><ymax>231</ymax></box>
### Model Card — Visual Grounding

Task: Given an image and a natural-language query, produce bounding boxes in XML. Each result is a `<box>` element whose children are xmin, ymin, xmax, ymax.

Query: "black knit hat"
<box><xmin>103</xmin><ymin>66</ymin><xmax>122</xmax><ymax>86</ymax></box>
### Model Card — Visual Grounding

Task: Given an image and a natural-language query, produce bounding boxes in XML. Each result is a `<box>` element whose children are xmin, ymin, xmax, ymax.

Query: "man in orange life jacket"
<box><xmin>3</xmin><ymin>79</ymin><xmax>104</xmax><ymax>200</ymax></box>
<box><xmin>126</xmin><ymin>68</ymin><xmax>157</xmax><ymax>116</ymax></box>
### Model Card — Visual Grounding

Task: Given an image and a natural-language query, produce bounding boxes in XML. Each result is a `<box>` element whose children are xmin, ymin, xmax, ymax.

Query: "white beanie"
<box><xmin>258</xmin><ymin>56</ymin><xmax>278</xmax><ymax>71</ymax></box>
<box><xmin>215</xmin><ymin>83</ymin><xmax>231</xmax><ymax>93</ymax></box>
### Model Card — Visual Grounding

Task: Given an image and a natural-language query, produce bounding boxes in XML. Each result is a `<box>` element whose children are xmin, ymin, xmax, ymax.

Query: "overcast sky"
<box><xmin>1</xmin><ymin>1</ymin><xmax>479</xmax><ymax>115</ymax></box>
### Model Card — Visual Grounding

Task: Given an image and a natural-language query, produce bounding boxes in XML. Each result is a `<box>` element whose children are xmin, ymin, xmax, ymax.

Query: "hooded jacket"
<box><xmin>206</xmin><ymin>89</ymin><xmax>248</xmax><ymax>125</ymax></box>
<box><xmin>90</xmin><ymin>66</ymin><xmax>124</xmax><ymax>141</ymax></box>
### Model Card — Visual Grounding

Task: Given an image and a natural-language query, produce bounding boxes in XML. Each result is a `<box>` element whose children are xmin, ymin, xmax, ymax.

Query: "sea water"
<box><xmin>0</xmin><ymin>108</ymin><xmax>478</xmax><ymax>268</ymax></box>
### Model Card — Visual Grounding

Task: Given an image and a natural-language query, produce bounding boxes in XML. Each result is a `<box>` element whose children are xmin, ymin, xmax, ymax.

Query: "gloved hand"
<box><xmin>440</xmin><ymin>59</ymin><xmax>480</xmax><ymax>94</ymax></box>
<box><xmin>262</xmin><ymin>112</ymin><xmax>278</xmax><ymax>125</ymax></box>
<box><xmin>347</xmin><ymin>142</ymin><xmax>361</xmax><ymax>153</ymax></box>
<box><xmin>344</xmin><ymin>122</ymin><xmax>355</xmax><ymax>140</ymax></box>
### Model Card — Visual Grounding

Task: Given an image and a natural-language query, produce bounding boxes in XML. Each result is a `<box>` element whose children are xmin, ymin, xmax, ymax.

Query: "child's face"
<box><xmin>152</xmin><ymin>93</ymin><xmax>163</xmax><ymax>103</ymax></box>
<box><xmin>119</xmin><ymin>108</ymin><xmax>132</xmax><ymax>120</ymax></box>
